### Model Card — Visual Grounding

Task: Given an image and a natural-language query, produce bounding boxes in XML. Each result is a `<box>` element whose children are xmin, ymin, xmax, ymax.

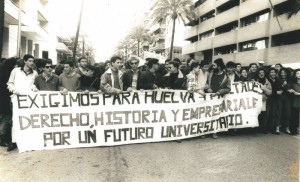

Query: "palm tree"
<box><xmin>129</xmin><ymin>25</ymin><xmax>151</xmax><ymax>57</ymax></box>
<box><xmin>0</xmin><ymin>0</ymin><xmax>5</xmax><ymax>58</ymax></box>
<box><xmin>151</xmin><ymin>0</ymin><xmax>196</xmax><ymax>61</ymax></box>
<box><xmin>117</xmin><ymin>35</ymin><xmax>135</xmax><ymax>60</ymax></box>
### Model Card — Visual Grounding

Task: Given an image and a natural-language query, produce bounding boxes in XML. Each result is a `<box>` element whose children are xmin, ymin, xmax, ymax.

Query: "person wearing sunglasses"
<box><xmin>34</xmin><ymin>59</ymin><xmax>59</xmax><ymax>91</ymax></box>
<box><xmin>122</xmin><ymin>56</ymin><xmax>142</xmax><ymax>92</ymax></box>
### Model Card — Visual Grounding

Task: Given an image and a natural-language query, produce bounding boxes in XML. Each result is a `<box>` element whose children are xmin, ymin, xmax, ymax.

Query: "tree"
<box><xmin>129</xmin><ymin>25</ymin><xmax>151</xmax><ymax>57</ymax></box>
<box><xmin>116</xmin><ymin>35</ymin><xmax>135</xmax><ymax>61</ymax></box>
<box><xmin>0</xmin><ymin>0</ymin><xmax>4</xmax><ymax>58</ymax></box>
<box><xmin>151</xmin><ymin>0</ymin><xmax>196</xmax><ymax>61</ymax></box>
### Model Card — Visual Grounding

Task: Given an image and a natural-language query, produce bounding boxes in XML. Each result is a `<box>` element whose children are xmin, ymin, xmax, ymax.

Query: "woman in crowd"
<box><xmin>278</xmin><ymin>68</ymin><xmax>293</xmax><ymax>134</ymax></box>
<box><xmin>288</xmin><ymin>68</ymin><xmax>300</xmax><ymax>135</ymax></box>
<box><xmin>267</xmin><ymin>67</ymin><xmax>283</xmax><ymax>134</ymax></box>
<box><xmin>248</xmin><ymin>63</ymin><xmax>258</xmax><ymax>81</ymax></box>
<box><xmin>255</xmin><ymin>68</ymin><xmax>272</xmax><ymax>133</ymax></box>
<box><xmin>238</xmin><ymin>68</ymin><xmax>250</xmax><ymax>82</ymax></box>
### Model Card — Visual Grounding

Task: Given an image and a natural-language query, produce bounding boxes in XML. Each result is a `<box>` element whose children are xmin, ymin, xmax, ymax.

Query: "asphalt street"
<box><xmin>0</xmin><ymin>129</ymin><xmax>299</xmax><ymax>182</ymax></box>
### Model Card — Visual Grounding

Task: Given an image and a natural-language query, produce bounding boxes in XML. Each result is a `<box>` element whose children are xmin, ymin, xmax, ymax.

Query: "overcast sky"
<box><xmin>49</xmin><ymin>0</ymin><xmax>151</xmax><ymax>62</ymax></box>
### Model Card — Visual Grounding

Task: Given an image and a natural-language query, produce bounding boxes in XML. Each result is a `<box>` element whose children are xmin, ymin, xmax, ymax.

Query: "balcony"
<box><xmin>4</xmin><ymin>0</ymin><xmax>26</xmax><ymax>25</ymax></box>
<box><xmin>196</xmin><ymin>0</ymin><xmax>215</xmax><ymax>17</ymax></box>
<box><xmin>235</xmin><ymin>48</ymin><xmax>268</xmax><ymax>65</ymax></box>
<box><xmin>22</xmin><ymin>24</ymin><xmax>49</xmax><ymax>40</ymax></box>
<box><xmin>213</xmin><ymin>30</ymin><xmax>237</xmax><ymax>48</ymax></box>
<box><xmin>216</xmin><ymin>0</ymin><xmax>231</xmax><ymax>8</ymax></box>
<box><xmin>267</xmin><ymin>43</ymin><xmax>300</xmax><ymax>65</ymax></box>
<box><xmin>155</xmin><ymin>34</ymin><xmax>166</xmax><ymax>41</ymax></box>
<box><xmin>237</xmin><ymin>20</ymin><xmax>269</xmax><ymax>43</ymax></box>
<box><xmin>183</xmin><ymin>26</ymin><xmax>198</xmax><ymax>40</ymax></box>
<box><xmin>149</xmin><ymin>23</ymin><xmax>166</xmax><ymax>34</ymax></box>
<box><xmin>37</xmin><ymin>2</ymin><xmax>49</xmax><ymax>22</ymax></box>
<box><xmin>271</xmin><ymin>0</ymin><xmax>287</xmax><ymax>6</ymax></box>
<box><xmin>213</xmin><ymin>53</ymin><xmax>237</xmax><ymax>63</ymax></box>
<box><xmin>182</xmin><ymin>42</ymin><xmax>197</xmax><ymax>54</ymax></box>
<box><xmin>215</xmin><ymin>6</ymin><xmax>239</xmax><ymax>28</ymax></box>
<box><xmin>56</xmin><ymin>42</ymin><xmax>70</xmax><ymax>53</ymax></box>
<box><xmin>239</xmin><ymin>0</ymin><xmax>269</xmax><ymax>18</ymax></box>
<box><xmin>182</xmin><ymin>37</ymin><xmax>213</xmax><ymax>54</ymax></box>
<box><xmin>198</xmin><ymin>18</ymin><xmax>214</xmax><ymax>34</ymax></box>
<box><xmin>151</xmin><ymin>43</ymin><xmax>165</xmax><ymax>51</ymax></box>
<box><xmin>270</xmin><ymin>13</ymin><xmax>300</xmax><ymax>35</ymax></box>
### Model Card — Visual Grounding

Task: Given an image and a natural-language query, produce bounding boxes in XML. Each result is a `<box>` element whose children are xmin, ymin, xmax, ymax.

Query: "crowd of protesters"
<box><xmin>0</xmin><ymin>54</ymin><xmax>299</xmax><ymax>152</ymax></box>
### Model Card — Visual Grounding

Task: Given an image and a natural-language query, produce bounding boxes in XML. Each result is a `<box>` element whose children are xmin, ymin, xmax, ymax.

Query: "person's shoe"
<box><xmin>212</xmin><ymin>133</ymin><xmax>218</xmax><ymax>139</ymax></box>
<box><xmin>7</xmin><ymin>143</ymin><xmax>17</xmax><ymax>152</ymax></box>
<box><xmin>285</xmin><ymin>127</ymin><xmax>291</xmax><ymax>134</ymax></box>
<box><xmin>275</xmin><ymin>127</ymin><xmax>280</xmax><ymax>135</ymax></box>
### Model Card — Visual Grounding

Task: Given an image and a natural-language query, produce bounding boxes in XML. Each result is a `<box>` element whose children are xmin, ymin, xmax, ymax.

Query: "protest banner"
<box><xmin>12</xmin><ymin>82</ymin><xmax>263</xmax><ymax>152</ymax></box>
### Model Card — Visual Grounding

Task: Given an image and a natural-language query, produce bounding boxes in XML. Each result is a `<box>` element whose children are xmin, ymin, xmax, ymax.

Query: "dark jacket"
<box><xmin>139</xmin><ymin>70</ymin><xmax>159</xmax><ymax>90</ymax></box>
<box><xmin>162</xmin><ymin>70</ymin><xmax>187</xmax><ymax>90</ymax></box>
<box><xmin>122</xmin><ymin>69</ymin><xmax>142</xmax><ymax>91</ymax></box>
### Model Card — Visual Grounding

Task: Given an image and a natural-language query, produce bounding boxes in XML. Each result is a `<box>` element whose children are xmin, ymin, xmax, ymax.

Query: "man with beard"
<box><xmin>7</xmin><ymin>54</ymin><xmax>39</xmax><ymax>151</ymax></box>
<box><xmin>74</xmin><ymin>57</ymin><xmax>96</xmax><ymax>92</ymax></box>
<box><xmin>100</xmin><ymin>56</ymin><xmax>125</xmax><ymax>94</ymax></box>
<box><xmin>203</xmin><ymin>58</ymin><xmax>231</xmax><ymax>139</ymax></box>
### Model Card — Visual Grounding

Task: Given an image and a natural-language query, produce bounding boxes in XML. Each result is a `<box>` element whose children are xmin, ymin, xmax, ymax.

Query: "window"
<box><xmin>200</xmin><ymin>11</ymin><xmax>215</xmax><ymax>22</ymax></box>
<box><xmin>215</xmin><ymin>21</ymin><xmax>238</xmax><ymax>35</ymax></box>
<box><xmin>214</xmin><ymin>44</ymin><xmax>236</xmax><ymax>55</ymax></box>
<box><xmin>240</xmin><ymin>39</ymin><xmax>268</xmax><ymax>52</ymax></box>
<box><xmin>199</xmin><ymin>30</ymin><xmax>214</xmax><ymax>40</ymax></box>
<box><xmin>241</xmin><ymin>10</ymin><xmax>270</xmax><ymax>27</ymax></box>
<box><xmin>272</xmin><ymin>30</ymin><xmax>300</xmax><ymax>47</ymax></box>
<box><xmin>42</xmin><ymin>51</ymin><xmax>49</xmax><ymax>59</ymax></box>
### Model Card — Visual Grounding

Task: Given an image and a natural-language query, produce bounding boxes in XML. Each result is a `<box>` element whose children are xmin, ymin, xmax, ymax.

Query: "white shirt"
<box><xmin>7</xmin><ymin>67</ymin><xmax>38</xmax><ymax>93</ymax></box>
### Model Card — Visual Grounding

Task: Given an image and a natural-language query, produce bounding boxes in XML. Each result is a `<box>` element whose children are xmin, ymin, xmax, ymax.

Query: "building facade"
<box><xmin>183</xmin><ymin>0</ymin><xmax>300</xmax><ymax>66</ymax></box>
<box><xmin>3</xmin><ymin>0</ymin><xmax>66</xmax><ymax>64</ymax></box>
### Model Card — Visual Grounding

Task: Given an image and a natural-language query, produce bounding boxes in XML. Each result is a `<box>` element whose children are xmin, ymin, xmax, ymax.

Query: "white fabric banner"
<box><xmin>12</xmin><ymin>82</ymin><xmax>263</xmax><ymax>152</ymax></box>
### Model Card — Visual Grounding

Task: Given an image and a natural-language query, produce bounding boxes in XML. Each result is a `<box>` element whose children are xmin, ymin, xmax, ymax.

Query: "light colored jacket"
<box><xmin>100</xmin><ymin>68</ymin><xmax>123</xmax><ymax>94</ymax></box>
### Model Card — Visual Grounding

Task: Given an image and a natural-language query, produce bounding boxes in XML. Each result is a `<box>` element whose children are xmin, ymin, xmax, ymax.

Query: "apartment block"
<box><xmin>183</xmin><ymin>0</ymin><xmax>300</xmax><ymax>66</ymax></box>
<box><xmin>3</xmin><ymin>0</ymin><xmax>62</xmax><ymax>64</ymax></box>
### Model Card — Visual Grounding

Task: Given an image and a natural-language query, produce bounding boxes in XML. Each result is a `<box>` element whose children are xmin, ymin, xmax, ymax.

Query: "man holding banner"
<box><xmin>100</xmin><ymin>56</ymin><xmax>124</xmax><ymax>94</ymax></box>
<box><xmin>7</xmin><ymin>54</ymin><xmax>39</xmax><ymax>151</ymax></box>
<box><xmin>203</xmin><ymin>58</ymin><xmax>231</xmax><ymax>139</ymax></box>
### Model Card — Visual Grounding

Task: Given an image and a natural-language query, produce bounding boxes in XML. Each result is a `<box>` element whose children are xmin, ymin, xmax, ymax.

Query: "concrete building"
<box><xmin>3</xmin><ymin>0</ymin><xmax>68</xmax><ymax>64</ymax></box>
<box><xmin>183</xmin><ymin>0</ymin><xmax>300</xmax><ymax>66</ymax></box>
